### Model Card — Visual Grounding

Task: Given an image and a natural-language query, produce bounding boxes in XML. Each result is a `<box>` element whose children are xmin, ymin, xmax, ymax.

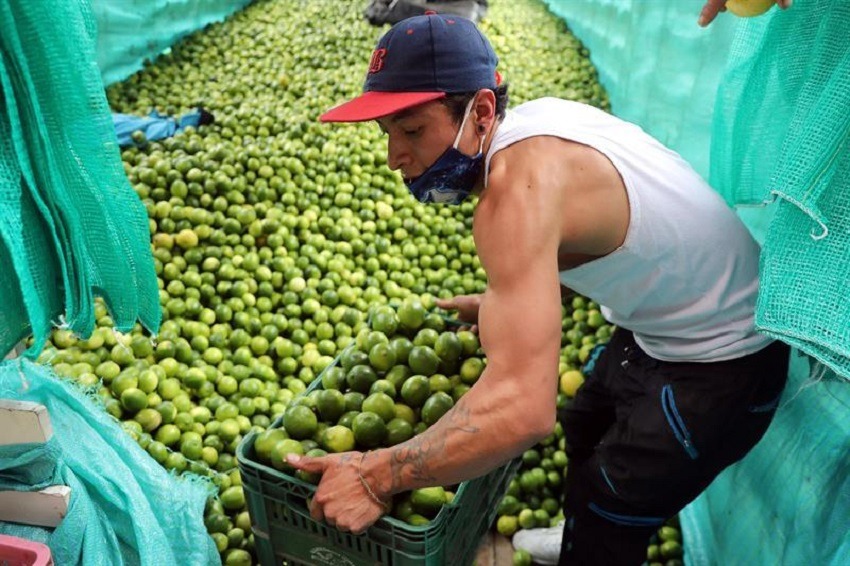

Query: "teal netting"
<box><xmin>681</xmin><ymin>355</ymin><xmax>850</xmax><ymax>566</ymax></box>
<box><xmin>0</xmin><ymin>91</ymin><xmax>65</xmax><ymax>357</ymax></box>
<box><xmin>541</xmin><ymin>0</ymin><xmax>736</xmax><ymax>178</ymax></box>
<box><xmin>93</xmin><ymin>0</ymin><xmax>253</xmax><ymax>86</ymax></box>
<box><xmin>710</xmin><ymin>0</ymin><xmax>850</xmax><ymax>380</ymax></box>
<box><xmin>540</xmin><ymin>2</ymin><xmax>849</xmax><ymax>565</ymax></box>
<box><xmin>0</xmin><ymin>0</ymin><xmax>162</xmax><ymax>357</ymax></box>
<box><xmin>0</xmin><ymin>359</ymin><xmax>220</xmax><ymax>565</ymax></box>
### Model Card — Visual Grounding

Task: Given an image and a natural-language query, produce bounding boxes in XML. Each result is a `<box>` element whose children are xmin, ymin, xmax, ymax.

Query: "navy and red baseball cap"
<box><xmin>320</xmin><ymin>12</ymin><xmax>500</xmax><ymax>123</ymax></box>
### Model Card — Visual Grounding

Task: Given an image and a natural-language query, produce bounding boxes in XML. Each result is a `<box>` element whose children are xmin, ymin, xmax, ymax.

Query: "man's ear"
<box><xmin>474</xmin><ymin>89</ymin><xmax>496</xmax><ymax>124</ymax></box>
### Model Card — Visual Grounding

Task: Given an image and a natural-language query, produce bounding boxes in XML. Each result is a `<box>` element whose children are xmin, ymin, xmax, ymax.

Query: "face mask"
<box><xmin>405</xmin><ymin>99</ymin><xmax>485</xmax><ymax>204</ymax></box>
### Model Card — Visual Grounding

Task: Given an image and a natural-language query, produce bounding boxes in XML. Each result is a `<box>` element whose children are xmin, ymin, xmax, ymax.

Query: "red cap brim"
<box><xmin>320</xmin><ymin>91</ymin><xmax>447</xmax><ymax>123</ymax></box>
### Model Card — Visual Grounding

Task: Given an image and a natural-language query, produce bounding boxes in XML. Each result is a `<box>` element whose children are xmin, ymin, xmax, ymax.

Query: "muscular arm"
<box><xmin>363</xmin><ymin>167</ymin><xmax>564</xmax><ymax>497</ymax></box>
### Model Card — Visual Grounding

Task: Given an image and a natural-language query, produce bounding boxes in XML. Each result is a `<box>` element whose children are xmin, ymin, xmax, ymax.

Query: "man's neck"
<box><xmin>472</xmin><ymin>116</ymin><xmax>503</xmax><ymax>195</ymax></box>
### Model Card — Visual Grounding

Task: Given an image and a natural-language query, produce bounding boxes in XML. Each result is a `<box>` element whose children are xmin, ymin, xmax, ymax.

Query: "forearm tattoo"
<box><xmin>387</xmin><ymin>398</ymin><xmax>480</xmax><ymax>492</ymax></box>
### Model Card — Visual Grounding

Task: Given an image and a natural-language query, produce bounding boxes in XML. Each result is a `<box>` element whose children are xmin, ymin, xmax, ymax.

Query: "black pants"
<box><xmin>558</xmin><ymin>329</ymin><xmax>789</xmax><ymax>566</ymax></box>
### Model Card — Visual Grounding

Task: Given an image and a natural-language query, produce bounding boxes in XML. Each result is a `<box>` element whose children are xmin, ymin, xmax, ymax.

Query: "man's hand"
<box><xmin>435</xmin><ymin>294</ymin><xmax>482</xmax><ymax>330</ymax></box>
<box><xmin>698</xmin><ymin>0</ymin><xmax>792</xmax><ymax>27</ymax></box>
<box><xmin>286</xmin><ymin>451</ymin><xmax>390</xmax><ymax>535</ymax></box>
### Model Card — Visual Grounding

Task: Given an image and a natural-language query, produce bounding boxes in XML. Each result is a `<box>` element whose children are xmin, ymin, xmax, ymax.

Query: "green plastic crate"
<box><xmin>237</xmin><ymin>312</ymin><xmax>519</xmax><ymax>565</ymax></box>
<box><xmin>237</xmin><ymin>428</ymin><xmax>519</xmax><ymax>566</ymax></box>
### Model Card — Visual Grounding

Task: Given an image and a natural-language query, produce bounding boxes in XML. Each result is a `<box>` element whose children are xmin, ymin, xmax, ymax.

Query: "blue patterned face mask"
<box><xmin>405</xmin><ymin>99</ymin><xmax>485</xmax><ymax>204</ymax></box>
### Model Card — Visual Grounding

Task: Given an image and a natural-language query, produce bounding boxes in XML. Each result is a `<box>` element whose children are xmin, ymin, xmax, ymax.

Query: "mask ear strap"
<box><xmin>453</xmin><ymin>98</ymin><xmax>476</xmax><ymax>148</ymax></box>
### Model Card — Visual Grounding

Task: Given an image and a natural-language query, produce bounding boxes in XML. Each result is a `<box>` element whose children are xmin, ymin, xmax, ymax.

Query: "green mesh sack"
<box><xmin>0</xmin><ymin>0</ymin><xmax>161</xmax><ymax>351</ymax></box>
<box><xmin>709</xmin><ymin>0</ymin><xmax>850</xmax><ymax>379</ymax></box>
<box><xmin>0</xmin><ymin>88</ymin><xmax>66</xmax><ymax>358</ymax></box>
<box><xmin>0</xmin><ymin>359</ymin><xmax>220</xmax><ymax>565</ymax></box>
<box><xmin>541</xmin><ymin>0</ymin><xmax>737</xmax><ymax>178</ymax></box>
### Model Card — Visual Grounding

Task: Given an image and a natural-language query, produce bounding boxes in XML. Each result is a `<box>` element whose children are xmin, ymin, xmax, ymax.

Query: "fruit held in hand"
<box><xmin>725</xmin><ymin>0</ymin><xmax>775</xmax><ymax>17</ymax></box>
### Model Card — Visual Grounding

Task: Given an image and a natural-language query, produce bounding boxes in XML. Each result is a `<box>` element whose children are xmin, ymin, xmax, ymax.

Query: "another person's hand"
<box><xmin>287</xmin><ymin>451</ymin><xmax>390</xmax><ymax>534</ymax></box>
<box><xmin>435</xmin><ymin>294</ymin><xmax>482</xmax><ymax>330</ymax></box>
<box><xmin>698</xmin><ymin>0</ymin><xmax>792</xmax><ymax>27</ymax></box>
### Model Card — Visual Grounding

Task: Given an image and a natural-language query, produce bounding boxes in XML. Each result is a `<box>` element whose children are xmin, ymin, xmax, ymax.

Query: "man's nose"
<box><xmin>386</xmin><ymin>136</ymin><xmax>409</xmax><ymax>172</ymax></box>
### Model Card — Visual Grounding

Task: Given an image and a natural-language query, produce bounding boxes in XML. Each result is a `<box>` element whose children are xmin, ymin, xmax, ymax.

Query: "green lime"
<box><xmin>346</xmin><ymin>364</ymin><xmax>378</xmax><ymax>393</ymax></box>
<box><xmin>270</xmin><ymin>438</ymin><xmax>304</xmax><ymax>471</ymax></box>
<box><xmin>660</xmin><ymin>540</ymin><xmax>683</xmax><ymax>559</ymax></box>
<box><xmin>410</xmin><ymin>487</ymin><xmax>446</xmax><ymax>518</ymax></box>
<box><xmin>138</xmin><ymin>370</ymin><xmax>159</xmax><ymax>394</ymax></box>
<box><xmin>451</xmin><ymin>383</ymin><xmax>471</xmax><ymax>402</ymax></box>
<box><xmin>498</xmin><ymin>495</ymin><xmax>522</xmax><ymax>516</ymax></box>
<box><xmin>497</xmin><ymin>515</ymin><xmax>519</xmax><ymax>537</ymax></box>
<box><xmin>542</xmin><ymin>497</ymin><xmax>561</xmax><ymax>516</ymax></box>
<box><xmin>408</xmin><ymin>346</ymin><xmax>440</xmax><ymax>376</ymax></box>
<box><xmin>282</xmin><ymin>405</ymin><xmax>318</xmax><ymax>440</ymax></box>
<box><xmin>406</xmin><ymin>514</ymin><xmax>430</xmax><ymax>526</ymax></box>
<box><xmin>156</xmin><ymin>401</ymin><xmax>178</xmax><ymax>425</ymax></box>
<box><xmin>422</xmin><ymin>313</ymin><xmax>446</xmax><ymax>332</ymax></box>
<box><xmin>120</xmin><ymin>388</ymin><xmax>148</xmax><ymax>412</ymax></box>
<box><xmin>457</xmin><ymin>331</ymin><xmax>480</xmax><ymax>356</ymax></box>
<box><xmin>385</xmin><ymin>364</ymin><xmax>411</xmax><ymax>390</ymax></box>
<box><xmin>428</xmin><ymin>374</ymin><xmax>452</xmax><ymax>394</ymax></box>
<box><xmin>398</xmin><ymin>300</ymin><xmax>426</xmax><ymax>331</ymax></box>
<box><xmin>156</xmin><ymin>424</ymin><xmax>180</xmax><ymax>446</ymax></box>
<box><xmin>459</xmin><ymin>357</ymin><xmax>485</xmax><ymax>384</ymax></box>
<box><xmin>368</xmin><ymin>342</ymin><xmax>397</xmax><ymax>373</ymax></box>
<box><xmin>518</xmin><ymin>508</ymin><xmax>536</xmax><ymax>529</ymax></box>
<box><xmin>553</xmin><ymin>450</ymin><xmax>569</xmax><ymax>469</ymax></box>
<box><xmin>316</xmin><ymin>389</ymin><xmax>346</xmax><ymax>423</ymax></box>
<box><xmin>400</xmin><ymin>375</ymin><xmax>431</xmax><ymax>408</ymax></box>
<box><xmin>522</xmin><ymin>449</ymin><xmax>541</xmax><ymax>467</ymax></box>
<box><xmin>386</xmin><ymin>418</ymin><xmax>414</xmax><ymax>445</ymax></box>
<box><xmin>358</xmin><ymin>330</ymin><xmax>389</xmax><ymax>354</ymax></box>
<box><xmin>389</xmin><ymin>338</ymin><xmax>413</xmax><ymax>366</ymax></box>
<box><xmin>513</xmin><ymin>549</ymin><xmax>533</xmax><ymax>566</ymax></box>
<box><xmin>254</xmin><ymin>428</ymin><xmax>289</xmax><ymax>463</ymax></box>
<box><xmin>421</xmin><ymin>392</ymin><xmax>454</xmax><ymax>427</ymax></box>
<box><xmin>393</xmin><ymin>498</ymin><xmax>415</xmax><ymax>522</ymax></box>
<box><xmin>369</xmin><ymin>379</ymin><xmax>397</xmax><ymax>398</ymax></box>
<box><xmin>434</xmin><ymin>332</ymin><xmax>463</xmax><ymax>363</ymax></box>
<box><xmin>533</xmin><ymin>508</ymin><xmax>550</xmax><ymax>527</ymax></box>
<box><xmin>111</xmin><ymin>373</ymin><xmax>138</xmax><ymax>397</ymax></box>
<box><xmin>393</xmin><ymin>403</ymin><xmax>416</xmax><ymax>426</ymax></box>
<box><xmin>352</xmin><ymin>411</ymin><xmax>387</xmax><ymax>449</ymax></box>
<box><xmin>337</xmin><ymin>410</ymin><xmax>359</xmax><ymax>429</ymax></box>
<box><xmin>321</xmin><ymin>425</ymin><xmax>356</xmax><ymax>453</ymax></box>
<box><xmin>647</xmin><ymin>544</ymin><xmax>661</xmax><ymax>561</ymax></box>
<box><xmin>336</xmin><ymin>389</ymin><xmax>360</xmax><ymax>411</ymax></box>
<box><xmin>134</xmin><ymin>408</ymin><xmax>162</xmax><ymax>433</ymax></box>
<box><xmin>412</xmin><ymin>328</ymin><xmax>439</xmax><ymax>349</ymax></box>
<box><xmin>340</xmin><ymin>348</ymin><xmax>369</xmax><ymax>371</ymax></box>
<box><xmin>361</xmin><ymin>392</ymin><xmax>396</xmax><ymax>423</ymax></box>
<box><xmin>658</xmin><ymin>526</ymin><xmax>681</xmax><ymax>542</ymax></box>
<box><xmin>321</xmin><ymin>366</ymin><xmax>346</xmax><ymax>390</ymax></box>
<box><xmin>370</xmin><ymin>306</ymin><xmax>399</xmax><ymax>335</ymax></box>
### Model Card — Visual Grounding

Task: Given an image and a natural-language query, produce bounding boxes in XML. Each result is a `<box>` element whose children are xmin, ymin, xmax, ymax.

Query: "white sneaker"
<box><xmin>511</xmin><ymin>521</ymin><xmax>565</xmax><ymax>566</ymax></box>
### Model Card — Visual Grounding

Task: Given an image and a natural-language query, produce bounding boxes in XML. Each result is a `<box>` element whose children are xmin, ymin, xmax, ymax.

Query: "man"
<box><xmin>288</xmin><ymin>12</ymin><xmax>790</xmax><ymax>565</ymax></box>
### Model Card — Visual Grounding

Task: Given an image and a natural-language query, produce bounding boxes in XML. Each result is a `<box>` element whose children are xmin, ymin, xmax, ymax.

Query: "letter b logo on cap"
<box><xmin>368</xmin><ymin>48</ymin><xmax>387</xmax><ymax>74</ymax></box>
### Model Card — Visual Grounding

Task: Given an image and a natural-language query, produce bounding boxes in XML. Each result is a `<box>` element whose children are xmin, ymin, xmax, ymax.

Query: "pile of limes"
<box><xmin>252</xmin><ymin>299</ymin><xmax>480</xmax><ymax>524</ymax></box>
<box><xmin>32</xmin><ymin>0</ymin><xmax>618</xmax><ymax>564</ymax></box>
<box><xmin>648</xmin><ymin>517</ymin><xmax>685</xmax><ymax>566</ymax></box>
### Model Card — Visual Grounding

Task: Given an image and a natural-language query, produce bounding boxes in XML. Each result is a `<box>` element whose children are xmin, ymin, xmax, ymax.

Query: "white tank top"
<box><xmin>485</xmin><ymin>98</ymin><xmax>772</xmax><ymax>362</ymax></box>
